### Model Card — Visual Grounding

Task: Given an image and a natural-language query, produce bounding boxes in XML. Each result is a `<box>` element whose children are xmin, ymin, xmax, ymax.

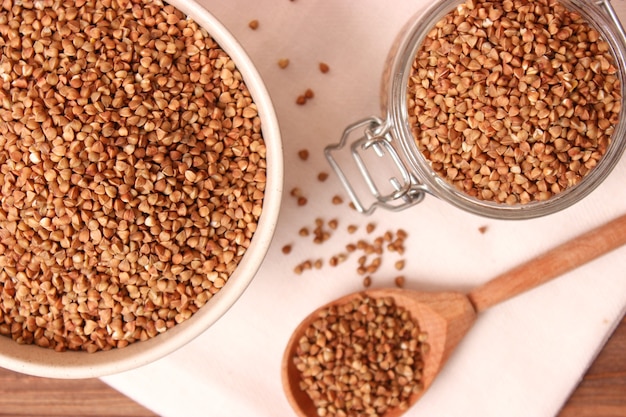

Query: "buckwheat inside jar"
<box><xmin>407</xmin><ymin>0</ymin><xmax>621</xmax><ymax>205</ymax></box>
<box><xmin>0</xmin><ymin>0</ymin><xmax>266</xmax><ymax>352</ymax></box>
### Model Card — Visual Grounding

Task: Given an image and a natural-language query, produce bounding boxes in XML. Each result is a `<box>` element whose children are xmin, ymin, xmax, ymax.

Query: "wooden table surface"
<box><xmin>0</xmin><ymin>313</ymin><xmax>624</xmax><ymax>417</ymax></box>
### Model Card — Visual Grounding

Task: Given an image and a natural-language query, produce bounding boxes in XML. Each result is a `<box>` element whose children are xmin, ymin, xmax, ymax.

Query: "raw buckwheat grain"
<box><xmin>408</xmin><ymin>0</ymin><xmax>621</xmax><ymax>205</ymax></box>
<box><xmin>0</xmin><ymin>0</ymin><xmax>266</xmax><ymax>352</ymax></box>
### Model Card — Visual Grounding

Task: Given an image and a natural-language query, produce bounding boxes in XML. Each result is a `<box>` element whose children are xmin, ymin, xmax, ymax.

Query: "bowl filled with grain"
<box><xmin>0</xmin><ymin>0</ymin><xmax>282</xmax><ymax>378</ymax></box>
<box><xmin>326</xmin><ymin>0</ymin><xmax>626</xmax><ymax>219</ymax></box>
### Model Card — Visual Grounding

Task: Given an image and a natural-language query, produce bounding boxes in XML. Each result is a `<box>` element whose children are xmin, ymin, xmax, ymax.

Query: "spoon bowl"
<box><xmin>282</xmin><ymin>289</ymin><xmax>476</xmax><ymax>417</ymax></box>
<box><xmin>282</xmin><ymin>213</ymin><xmax>626</xmax><ymax>417</ymax></box>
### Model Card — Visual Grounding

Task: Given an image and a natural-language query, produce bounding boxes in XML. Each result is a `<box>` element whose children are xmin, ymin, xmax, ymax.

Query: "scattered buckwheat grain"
<box><xmin>317</xmin><ymin>172</ymin><xmax>329</xmax><ymax>182</ymax></box>
<box><xmin>395</xmin><ymin>276</ymin><xmax>406</xmax><ymax>288</ymax></box>
<box><xmin>363</xmin><ymin>276</ymin><xmax>372</xmax><ymax>287</ymax></box>
<box><xmin>332</xmin><ymin>195</ymin><xmax>343</xmax><ymax>205</ymax></box>
<box><xmin>298</xmin><ymin>149</ymin><xmax>309</xmax><ymax>161</ymax></box>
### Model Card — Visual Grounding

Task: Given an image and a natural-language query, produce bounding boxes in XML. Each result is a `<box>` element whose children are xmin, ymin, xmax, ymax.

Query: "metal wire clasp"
<box><xmin>325</xmin><ymin>116</ymin><xmax>426</xmax><ymax>215</ymax></box>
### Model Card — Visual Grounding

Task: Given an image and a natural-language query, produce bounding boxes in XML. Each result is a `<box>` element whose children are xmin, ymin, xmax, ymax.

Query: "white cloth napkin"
<box><xmin>102</xmin><ymin>1</ymin><xmax>626</xmax><ymax>416</ymax></box>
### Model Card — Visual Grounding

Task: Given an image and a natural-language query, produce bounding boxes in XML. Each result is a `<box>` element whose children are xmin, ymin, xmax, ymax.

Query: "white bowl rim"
<box><xmin>0</xmin><ymin>0</ymin><xmax>284</xmax><ymax>379</ymax></box>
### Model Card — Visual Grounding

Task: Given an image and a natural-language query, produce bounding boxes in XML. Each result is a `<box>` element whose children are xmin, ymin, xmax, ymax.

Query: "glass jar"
<box><xmin>326</xmin><ymin>0</ymin><xmax>626</xmax><ymax>219</ymax></box>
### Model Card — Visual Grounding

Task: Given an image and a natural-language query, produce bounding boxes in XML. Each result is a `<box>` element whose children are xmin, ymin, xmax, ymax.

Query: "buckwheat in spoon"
<box><xmin>282</xmin><ymin>213</ymin><xmax>626</xmax><ymax>417</ymax></box>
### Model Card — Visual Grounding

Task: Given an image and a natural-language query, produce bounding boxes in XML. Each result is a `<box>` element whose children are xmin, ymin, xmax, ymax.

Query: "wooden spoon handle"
<box><xmin>467</xmin><ymin>213</ymin><xmax>626</xmax><ymax>313</ymax></box>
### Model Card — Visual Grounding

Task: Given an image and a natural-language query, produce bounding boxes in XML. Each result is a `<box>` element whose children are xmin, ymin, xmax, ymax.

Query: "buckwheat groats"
<box><xmin>292</xmin><ymin>295</ymin><xmax>428</xmax><ymax>417</ymax></box>
<box><xmin>0</xmin><ymin>0</ymin><xmax>267</xmax><ymax>352</ymax></box>
<box><xmin>408</xmin><ymin>0</ymin><xmax>621</xmax><ymax>205</ymax></box>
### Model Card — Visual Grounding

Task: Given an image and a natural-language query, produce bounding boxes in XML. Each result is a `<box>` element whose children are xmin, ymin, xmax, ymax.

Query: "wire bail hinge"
<box><xmin>325</xmin><ymin>116</ymin><xmax>427</xmax><ymax>215</ymax></box>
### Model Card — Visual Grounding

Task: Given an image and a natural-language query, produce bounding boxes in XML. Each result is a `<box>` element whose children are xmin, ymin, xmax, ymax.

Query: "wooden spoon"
<box><xmin>282</xmin><ymin>213</ymin><xmax>626</xmax><ymax>417</ymax></box>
